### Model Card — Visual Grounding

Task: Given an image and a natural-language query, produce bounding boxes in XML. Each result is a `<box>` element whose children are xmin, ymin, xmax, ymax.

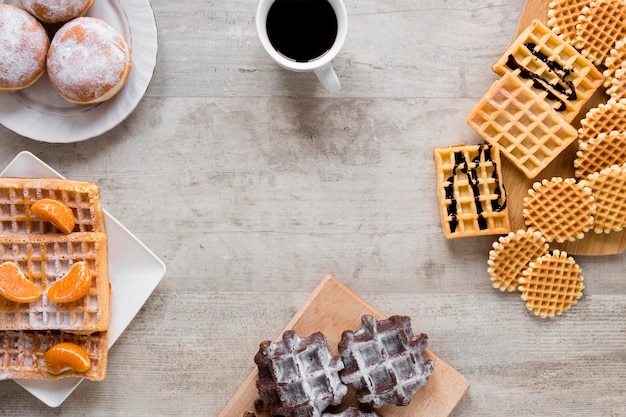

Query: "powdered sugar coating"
<box><xmin>19</xmin><ymin>0</ymin><xmax>94</xmax><ymax>24</ymax></box>
<box><xmin>47</xmin><ymin>17</ymin><xmax>131</xmax><ymax>104</ymax></box>
<box><xmin>0</xmin><ymin>4</ymin><xmax>49</xmax><ymax>91</ymax></box>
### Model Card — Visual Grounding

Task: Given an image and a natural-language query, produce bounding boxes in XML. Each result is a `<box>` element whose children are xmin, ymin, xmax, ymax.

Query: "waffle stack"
<box><xmin>0</xmin><ymin>178</ymin><xmax>110</xmax><ymax>381</ymax></box>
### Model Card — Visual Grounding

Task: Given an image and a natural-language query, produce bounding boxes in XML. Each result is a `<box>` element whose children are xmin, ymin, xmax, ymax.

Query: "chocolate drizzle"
<box><xmin>505</xmin><ymin>42</ymin><xmax>576</xmax><ymax>112</ymax></box>
<box><xmin>444</xmin><ymin>144</ymin><xmax>507</xmax><ymax>233</ymax></box>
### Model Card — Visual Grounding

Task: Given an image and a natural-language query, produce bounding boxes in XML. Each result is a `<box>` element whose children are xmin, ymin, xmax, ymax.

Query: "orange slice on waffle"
<box><xmin>31</xmin><ymin>198</ymin><xmax>75</xmax><ymax>234</ymax></box>
<box><xmin>45</xmin><ymin>342</ymin><xmax>91</xmax><ymax>374</ymax></box>
<box><xmin>0</xmin><ymin>261</ymin><xmax>42</xmax><ymax>303</ymax></box>
<box><xmin>47</xmin><ymin>261</ymin><xmax>92</xmax><ymax>303</ymax></box>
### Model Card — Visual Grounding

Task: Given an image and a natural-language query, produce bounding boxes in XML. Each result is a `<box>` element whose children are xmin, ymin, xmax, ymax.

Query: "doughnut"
<box><xmin>19</xmin><ymin>0</ymin><xmax>95</xmax><ymax>25</ymax></box>
<box><xmin>0</xmin><ymin>4</ymin><xmax>49</xmax><ymax>92</ymax></box>
<box><xmin>47</xmin><ymin>17</ymin><xmax>132</xmax><ymax>105</ymax></box>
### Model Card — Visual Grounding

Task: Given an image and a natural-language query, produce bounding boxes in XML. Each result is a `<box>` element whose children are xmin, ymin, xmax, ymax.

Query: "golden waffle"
<box><xmin>607</xmin><ymin>60</ymin><xmax>626</xmax><ymax>100</ymax></box>
<box><xmin>487</xmin><ymin>230</ymin><xmax>549</xmax><ymax>292</ymax></box>
<box><xmin>433</xmin><ymin>143</ymin><xmax>510</xmax><ymax>239</ymax></box>
<box><xmin>580</xmin><ymin>163</ymin><xmax>626</xmax><ymax>233</ymax></box>
<box><xmin>574</xmin><ymin>130</ymin><xmax>626</xmax><ymax>179</ymax></box>
<box><xmin>338</xmin><ymin>315</ymin><xmax>433</xmax><ymax>409</ymax></box>
<box><xmin>547</xmin><ymin>0</ymin><xmax>590</xmax><ymax>44</ymax></box>
<box><xmin>604</xmin><ymin>37</ymin><xmax>626</xmax><ymax>87</ymax></box>
<box><xmin>0</xmin><ymin>330</ymin><xmax>108</xmax><ymax>381</ymax></box>
<box><xmin>518</xmin><ymin>250</ymin><xmax>584</xmax><ymax>318</ymax></box>
<box><xmin>255</xmin><ymin>330</ymin><xmax>347</xmax><ymax>417</ymax></box>
<box><xmin>522</xmin><ymin>177</ymin><xmax>595</xmax><ymax>242</ymax></box>
<box><xmin>0</xmin><ymin>232</ymin><xmax>110</xmax><ymax>333</ymax></box>
<box><xmin>574</xmin><ymin>0</ymin><xmax>626</xmax><ymax>66</ymax></box>
<box><xmin>0</xmin><ymin>178</ymin><xmax>104</xmax><ymax>235</ymax></box>
<box><xmin>492</xmin><ymin>19</ymin><xmax>603</xmax><ymax>123</ymax></box>
<box><xmin>466</xmin><ymin>72</ymin><xmax>578</xmax><ymax>179</ymax></box>
<box><xmin>578</xmin><ymin>98</ymin><xmax>626</xmax><ymax>143</ymax></box>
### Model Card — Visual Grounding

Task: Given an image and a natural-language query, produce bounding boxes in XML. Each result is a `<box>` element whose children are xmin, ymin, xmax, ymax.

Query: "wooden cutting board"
<box><xmin>503</xmin><ymin>0</ymin><xmax>626</xmax><ymax>255</ymax></box>
<box><xmin>219</xmin><ymin>275</ymin><xmax>469</xmax><ymax>417</ymax></box>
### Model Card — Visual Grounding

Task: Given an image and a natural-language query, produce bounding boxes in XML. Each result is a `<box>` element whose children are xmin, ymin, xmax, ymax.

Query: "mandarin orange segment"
<box><xmin>44</xmin><ymin>342</ymin><xmax>91</xmax><ymax>374</ymax></box>
<box><xmin>47</xmin><ymin>261</ymin><xmax>92</xmax><ymax>303</ymax></box>
<box><xmin>31</xmin><ymin>198</ymin><xmax>75</xmax><ymax>234</ymax></box>
<box><xmin>0</xmin><ymin>261</ymin><xmax>42</xmax><ymax>303</ymax></box>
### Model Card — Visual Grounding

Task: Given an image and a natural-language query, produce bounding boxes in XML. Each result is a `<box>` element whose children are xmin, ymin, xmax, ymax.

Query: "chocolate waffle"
<box><xmin>580</xmin><ymin>163</ymin><xmax>626</xmax><ymax>233</ymax></box>
<box><xmin>433</xmin><ymin>143</ymin><xmax>510</xmax><ymax>239</ymax></box>
<box><xmin>0</xmin><ymin>232</ymin><xmax>110</xmax><ymax>333</ymax></box>
<box><xmin>547</xmin><ymin>0</ymin><xmax>590</xmax><ymax>44</ymax></box>
<box><xmin>488</xmin><ymin>229</ymin><xmax>549</xmax><ymax>292</ymax></box>
<box><xmin>519</xmin><ymin>250</ymin><xmax>584</xmax><ymax>318</ymax></box>
<box><xmin>0</xmin><ymin>329</ymin><xmax>108</xmax><ymax>381</ymax></box>
<box><xmin>466</xmin><ymin>72</ymin><xmax>578</xmax><ymax>178</ymax></box>
<box><xmin>255</xmin><ymin>330</ymin><xmax>347</xmax><ymax>417</ymax></box>
<box><xmin>492</xmin><ymin>19</ymin><xmax>603</xmax><ymax>123</ymax></box>
<box><xmin>578</xmin><ymin>98</ymin><xmax>626</xmax><ymax>143</ymax></box>
<box><xmin>0</xmin><ymin>178</ymin><xmax>104</xmax><ymax>235</ymax></box>
<box><xmin>574</xmin><ymin>131</ymin><xmax>626</xmax><ymax>179</ymax></box>
<box><xmin>574</xmin><ymin>0</ymin><xmax>626</xmax><ymax>66</ymax></box>
<box><xmin>522</xmin><ymin>177</ymin><xmax>595</xmax><ymax>243</ymax></box>
<box><xmin>338</xmin><ymin>315</ymin><xmax>434</xmax><ymax>409</ymax></box>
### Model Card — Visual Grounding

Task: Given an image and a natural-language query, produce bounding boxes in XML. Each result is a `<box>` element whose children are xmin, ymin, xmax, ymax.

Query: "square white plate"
<box><xmin>0</xmin><ymin>151</ymin><xmax>166</xmax><ymax>407</ymax></box>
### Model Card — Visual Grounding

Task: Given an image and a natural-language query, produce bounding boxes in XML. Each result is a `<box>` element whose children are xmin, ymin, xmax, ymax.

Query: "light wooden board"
<box><xmin>219</xmin><ymin>275</ymin><xmax>469</xmax><ymax>417</ymax></box>
<box><xmin>502</xmin><ymin>0</ymin><xmax>626</xmax><ymax>255</ymax></box>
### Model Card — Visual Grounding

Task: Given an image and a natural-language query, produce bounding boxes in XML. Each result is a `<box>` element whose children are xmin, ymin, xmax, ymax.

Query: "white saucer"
<box><xmin>0</xmin><ymin>151</ymin><xmax>166</xmax><ymax>407</ymax></box>
<box><xmin>0</xmin><ymin>0</ymin><xmax>158</xmax><ymax>143</ymax></box>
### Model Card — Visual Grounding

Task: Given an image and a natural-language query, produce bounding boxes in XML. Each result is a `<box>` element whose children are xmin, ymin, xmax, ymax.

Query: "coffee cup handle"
<box><xmin>314</xmin><ymin>63</ymin><xmax>341</xmax><ymax>93</ymax></box>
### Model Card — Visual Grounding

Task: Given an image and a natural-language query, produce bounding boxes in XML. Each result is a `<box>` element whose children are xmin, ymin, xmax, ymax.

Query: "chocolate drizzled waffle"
<box><xmin>255</xmin><ymin>330</ymin><xmax>347</xmax><ymax>417</ymax></box>
<box><xmin>433</xmin><ymin>143</ymin><xmax>509</xmax><ymax>239</ymax></box>
<box><xmin>338</xmin><ymin>315</ymin><xmax>434</xmax><ymax>409</ymax></box>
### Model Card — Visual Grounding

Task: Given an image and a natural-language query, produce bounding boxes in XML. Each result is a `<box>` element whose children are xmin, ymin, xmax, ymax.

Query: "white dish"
<box><xmin>0</xmin><ymin>151</ymin><xmax>166</xmax><ymax>407</ymax></box>
<box><xmin>0</xmin><ymin>0</ymin><xmax>158</xmax><ymax>143</ymax></box>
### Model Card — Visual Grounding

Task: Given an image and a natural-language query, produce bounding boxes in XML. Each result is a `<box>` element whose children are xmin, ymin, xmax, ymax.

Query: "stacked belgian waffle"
<box><xmin>0</xmin><ymin>178</ymin><xmax>110</xmax><ymax>381</ymax></box>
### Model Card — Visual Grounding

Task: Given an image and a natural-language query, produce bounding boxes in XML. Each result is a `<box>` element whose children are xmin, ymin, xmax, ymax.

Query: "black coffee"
<box><xmin>266</xmin><ymin>0</ymin><xmax>338</xmax><ymax>62</ymax></box>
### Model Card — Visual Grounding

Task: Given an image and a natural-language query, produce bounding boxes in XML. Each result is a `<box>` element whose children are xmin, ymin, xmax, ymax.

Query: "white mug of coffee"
<box><xmin>256</xmin><ymin>0</ymin><xmax>348</xmax><ymax>93</ymax></box>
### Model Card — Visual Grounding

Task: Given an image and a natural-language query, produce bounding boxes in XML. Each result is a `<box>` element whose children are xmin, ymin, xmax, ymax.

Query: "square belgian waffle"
<box><xmin>0</xmin><ymin>330</ymin><xmax>109</xmax><ymax>381</ymax></box>
<box><xmin>0</xmin><ymin>178</ymin><xmax>105</xmax><ymax>235</ymax></box>
<box><xmin>492</xmin><ymin>19</ymin><xmax>603</xmax><ymax>123</ymax></box>
<box><xmin>0</xmin><ymin>232</ymin><xmax>110</xmax><ymax>333</ymax></box>
<box><xmin>466</xmin><ymin>72</ymin><xmax>578</xmax><ymax>178</ymax></box>
<box><xmin>433</xmin><ymin>143</ymin><xmax>510</xmax><ymax>239</ymax></box>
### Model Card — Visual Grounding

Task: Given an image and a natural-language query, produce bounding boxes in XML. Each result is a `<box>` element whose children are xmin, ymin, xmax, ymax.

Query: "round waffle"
<box><xmin>574</xmin><ymin>0</ymin><xmax>626</xmax><ymax>66</ymax></box>
<box><xmin>519</xmin><ymin>250</ymin><xmax>584</xmax><ymax>318</ymax></box>
<box><xmin>604</xmin><ymin>37</ymin><xmax>626</xmax><ymax>87</ymax></box>
<box><xmin>574</xmin><ymin>131</ymin><xmax>626</xmax><ymax>179</ymax></box>
<box><xmin>547</xmin><ymin>0</ymin><xmax>590</xmax><ymax>44</ymax></box>
<box><xmin>578</xmin><ymin>98</ymin><xmax>626</xmax><ymax>144</ymax></box>
<box><xmin>580</xmin><ymin>163</ymin><xmax>626</xmax><ymax>233</ymax></box>
<box><xmin>607</xmin><ymin>60</ymin><xmax>626</xmax><ymax>100</ymax></box>
<box><xmin>488</xmin><ymin>230</ymin><xmax>550</xmax><ymax>292</ymax></box>
<box><xmin>522</xmin><ymin>177</ymin><xmax>595</xmax><ymax>243</ymax></box>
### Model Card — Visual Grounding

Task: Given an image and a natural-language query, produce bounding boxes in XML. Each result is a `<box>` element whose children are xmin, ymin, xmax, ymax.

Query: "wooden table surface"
<box><xmin>0</xmin><ymin>0</ymin><xmax>624</xmax><ymax>416</ymax></box>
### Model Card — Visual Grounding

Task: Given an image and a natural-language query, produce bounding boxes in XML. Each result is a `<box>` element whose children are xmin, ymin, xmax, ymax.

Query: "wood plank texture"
<box><xmin>219</xmin><ymin>275</ymin><xmax>469</xmax><ymax>417</ymax></box>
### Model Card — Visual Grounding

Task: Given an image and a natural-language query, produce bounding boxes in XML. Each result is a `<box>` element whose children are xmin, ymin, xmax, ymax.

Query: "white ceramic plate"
<box><xmin>0</xmin><ymin>0</ymin><xmax>158</xmax><ymax>143</ymax></box>
<box><xmin>0</xmin><ymin>151</ymin><xmax>166</xmax><ymax>407</ymax></box>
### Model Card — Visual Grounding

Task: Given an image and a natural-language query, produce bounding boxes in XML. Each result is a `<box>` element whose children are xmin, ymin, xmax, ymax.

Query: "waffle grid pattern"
<box><xmin>575</xmin><ymin>131</ymin><xmax>626</xmax><ymax>179</ymax></box>
<box><xmin>519</xmin><ymin>250</ymin><xmax>584</xmax><ymax>318</ymax></box>
<box><xmin>547</xmin><ymin>0</ymin><xmax>589</xmax><ymax>43</ymax></box>
<box><xmin>604</xmin><ymin>37</ymin><xmax>626</xmax><ymax>87</ymax></box>
<box><xmin>579</xmin><ymin>98</ymin><xmax>626</xmax><ymax>143</ymax></box>
<box><xmin>488</xmin><ymin>230</ymin><xmax>549</xmax><ymax>292</ymax></box>
<box><xmin>492</xmin><ymin>19</ymin><xmax>603</xmax><ymax>122</ymax></box>
<box><xmin>0</xmin><ymin>179</ymin><xmax>104</xmax><ymax>235</ymax></box>
<box><xmin>338</xmin><ymin>315</ymin><xmax>434</xmax><ymax>409</ymax></box>
<box><xmin>523</xmin><ymin>178</ymin><xmax>595</xmax><ymax>243</ymax></box>
<box><xmin>0</xmin><ymin>233</ymin><xmax>109</xmax><ymax>333</ymax></box>
<box><xmin>255</xmin><ymin>330</ymin><xmax>347</xmax><ymax>417</ymax></box>
<box><xmin>434</xmin><ymin>144</ymin><xmax>510</xmax><ymax>239</ymax></box>
<box><xmin>574</xmin><ymin>0</ymin><xmax>626</xmax><ymax>66</ymax></box>
<box><xmin>0</xmin><ymin>330</ymin><xmax>108</xmax><ymax>381</ymax></box>
<box><xmin>467</xmin><ymin>72</ymin><xmax>578</xmax><ymax>178</ymax></box>
<box><xmin>608</xmin><ymin>61</ymin><xmax>626</xmax><ymax>100</ymax></box>
<box><xmin>581</xmin><ymin>164</ymin><xmax>626</xmax><ymax>233</ymax></box>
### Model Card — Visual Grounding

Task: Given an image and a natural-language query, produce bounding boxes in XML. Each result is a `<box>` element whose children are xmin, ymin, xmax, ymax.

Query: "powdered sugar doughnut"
<box><xmin>19</xmin><ymin>0</ymin><xmax>94</xmax><ymax>24</ymax></box>
<box><xmin>0</xmin><ymin>4</ymin><xmax>49</xmax><ymax>92</ymax></box>
<box><xmin>47</xmin><ymin>17</ymin><xmax>132</xmax><ymax>105</ymax></box>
